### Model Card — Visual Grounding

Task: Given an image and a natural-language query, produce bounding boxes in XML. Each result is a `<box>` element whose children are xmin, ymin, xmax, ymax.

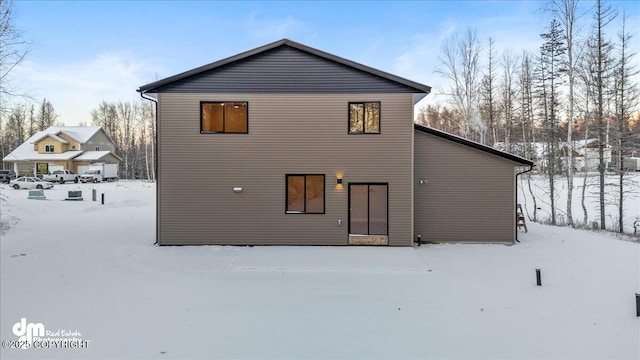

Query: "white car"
<box><xmin>10</xmin><ymin>176</ymin><xmax>55</xmax><ymax>190</ymax></box>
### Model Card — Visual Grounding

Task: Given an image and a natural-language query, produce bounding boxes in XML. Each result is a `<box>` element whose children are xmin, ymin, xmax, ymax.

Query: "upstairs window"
<box><xmin>349</xmin><ymin>102</ymin><xmax>380</xmax><ymax>134</ymax></box>
<box><xmin>45</xmin><ymin>145</ymin><xmax>55</xmax><ymax>153</ymax></box>
<box><xmin>201</xmin><ymin>102</ymin><xmax>248</xmax><ymax>134</ymax></box>
<box><xmin>286</xmin><ymin>174</ymin><xmax>325</xmax><ymax>214</ymax></box>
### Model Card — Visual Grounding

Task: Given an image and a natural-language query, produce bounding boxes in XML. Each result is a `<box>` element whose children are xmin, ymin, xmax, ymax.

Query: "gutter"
<box><xmin>514</xmin><ymin>163</ymin><xmax>535</xmax><ymax>243</ymax></box>
<box><xmin>139</xmin><ymin>91</ymin><xmax>159</xmax><ymax>245</ymax></box>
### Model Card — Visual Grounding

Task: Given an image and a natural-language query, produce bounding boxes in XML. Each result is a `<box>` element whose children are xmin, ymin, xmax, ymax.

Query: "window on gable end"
<box><xmin>349</xmin><ymin>102</ymin><xmax>380</xmax><ymax>134</ymax></box>
<box><xmin>201</xmin><ymin>102</ymin><xmax>248</xmax><ymax>134</ymax></box>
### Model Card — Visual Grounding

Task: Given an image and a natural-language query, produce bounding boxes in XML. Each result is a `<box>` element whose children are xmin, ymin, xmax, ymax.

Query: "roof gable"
<box><xmin>138</xmin><ymin>39</ymin><xmax>431</xmax><ymax>95</ymax></box>
<box><xmin>31</xmin><ymin>133</ymin><xmax>69</xmax><ymax>144</ymax></box>
<box><xmin>34</xmin><ymin>126</ymin><xmax>102</xmax><ymax>143</ymax></box>
<box><xmin>56</xmin><ymin>130</ymin><xmax>83</xmax><ymax>143</ymax></box>
<box><xmin>414</xmin><ymin>124</ymin><xmax>533</xmax><ymax>166</ymax></box>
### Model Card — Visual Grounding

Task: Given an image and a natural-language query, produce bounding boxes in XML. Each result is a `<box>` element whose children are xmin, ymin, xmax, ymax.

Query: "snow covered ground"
<box><xmin>1</xmin><ymin>181</ymin><xmax>639</xmax><ymax>359</ymax></box>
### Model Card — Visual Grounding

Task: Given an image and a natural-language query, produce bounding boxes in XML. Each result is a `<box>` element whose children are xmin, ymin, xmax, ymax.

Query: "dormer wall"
<box><xmin>35</xmin><ymin>136</ymin><xmax>66</xmax><ymax>154</ymax></box>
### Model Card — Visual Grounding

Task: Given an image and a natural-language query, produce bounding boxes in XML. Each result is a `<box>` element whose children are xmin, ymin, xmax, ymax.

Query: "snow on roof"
<box><xmin>22</xmin><ymin>151</ymin><xmax>84</xmax><ymax>161</ymax></box>
<box><xmin>55</xmin><ymin>130</ymin><xmax>83</xmax><ymax>143</ymax></box>
<box><xmin>574</xmin><ymin>138</ymin><xmax>599</xmax><ymax>148</ymax></box>
<box><xmin>2</xmin><ymin>126</ymin><xmax>103</xmax><ymax>162</ymax></box>
<box><xmin>31</xmin><ymin>133</ymin><xmax>69</xmax><ymax>144</ymax></box>
<box><xmin>73</xmin><ymin>151</ymin><xmax>113</xmax><ymax>161</ymax></box>
<box><xmin>47</xmin><ymin>126</ymin><xmax>102</xmax><ymax>143</ymax></box>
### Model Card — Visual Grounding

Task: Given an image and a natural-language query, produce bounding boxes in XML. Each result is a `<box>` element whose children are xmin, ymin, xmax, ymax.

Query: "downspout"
<box><xmin>139</xmin><ymin>91</ymin><xmax>159</xmax><ymax>245</ymax></box>
<box><xmin>514</xmin><ymin>163</ymin><xmax>534</xmax><ymax>243</ymax></box>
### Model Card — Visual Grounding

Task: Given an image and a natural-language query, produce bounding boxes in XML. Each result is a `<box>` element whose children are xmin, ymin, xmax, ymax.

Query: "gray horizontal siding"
<box><xmin>82</xmin><ymin>130</ymin><xmax>116</xmax><ymax>153</ymax></box>
<box><xmin>157</xmin><ymin>93</ymin><xmax>414</xmax><ymax>246</ymax></box>
<box><xmin>414</xmin><ymin>131</ymin><xmax>518</xmax><ymax>243</ymax></box>
<box><xmin>155</xmin><ymin>47</ymin><xmax>420</xmax><ymax>94</ymax></box>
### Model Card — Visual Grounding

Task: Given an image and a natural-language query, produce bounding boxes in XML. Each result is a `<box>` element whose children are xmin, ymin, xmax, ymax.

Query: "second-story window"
<box><xmin>201</xmin><ymin>102</ymin><xmax>248</xmax><ymax>134</ymax></box>
<box><xmin>349</xmin><ymin>102</ymin><xmax>380</xmax><ymax>134</ymax></box>
<box><xmin>45</xmin><ymin>145</ymin><xmax>55</xmax><ymax>153</ymax></box>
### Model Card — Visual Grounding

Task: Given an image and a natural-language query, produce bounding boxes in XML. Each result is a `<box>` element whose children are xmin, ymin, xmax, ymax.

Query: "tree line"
<box><xmin>421</xmin><ymin>0</ymin><xmax>639</xmax><ymax>233</ymax></box>
<box><xmin>0</xmin><ymin>98</ymin><xmax>58</xmax><ymax>159</ymax></box>
<box><xmin>90</xmin><ymin>99</ymin><xmax>156</xmax><ymax>181</ymax></box>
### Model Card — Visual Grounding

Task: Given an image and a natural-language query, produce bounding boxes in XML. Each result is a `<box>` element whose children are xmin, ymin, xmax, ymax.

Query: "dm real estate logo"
<box><xmin>7</xmin><ymin>318</ymin><xmax>90</xmax><ymax>350</ymax></box>
<box><xmin>12</xmin><ymin>318</ymin><xmax>45</xmax><ymax>348</ymax></box>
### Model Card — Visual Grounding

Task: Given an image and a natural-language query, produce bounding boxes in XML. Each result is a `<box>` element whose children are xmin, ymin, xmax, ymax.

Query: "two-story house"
<box><xmin>138</xmin><ymin>39</ymin><xmax>532</xmax><ymax>246</ymax></box>
<box><xmin>2</xmin><ymin>126</ymin><xmax>121</xmax><ymax>177</ymax></box>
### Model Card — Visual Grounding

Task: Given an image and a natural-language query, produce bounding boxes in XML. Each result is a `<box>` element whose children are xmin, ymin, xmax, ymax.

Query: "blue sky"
<box><xmin>10</xmin><ymin>0</ymin><xmax>640</xmax><ymax>125</ymax></box>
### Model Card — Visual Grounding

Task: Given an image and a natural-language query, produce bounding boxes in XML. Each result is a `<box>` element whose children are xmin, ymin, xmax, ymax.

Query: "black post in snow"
<box><xmin>536</xmin><ymin>269</ymin><xmax>542</xmax><ymax>286</ymax></box>
<box><xmin>101</xmin><ymin>193</ymin><xmax>105</xmax><ymax>205</ymax></box>
<box><xmin>636</xmin><ymin>294</ymin><xmax>639</xmax><ymax>317</ymax></box>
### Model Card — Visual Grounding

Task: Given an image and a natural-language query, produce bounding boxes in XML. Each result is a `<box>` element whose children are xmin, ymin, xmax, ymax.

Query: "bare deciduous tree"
<box><xmin>551</xmin><ymin>0</ymin><xmax>582</xmax><ymax>227</ymax></box>
<box><xmin>137</xmin><ymin>99</ymin><xmax>156</xmax><ymax>181</ymax></box>
<box><xmin>2</xmin><ymin>103</ymin><xmax>26</xmax><ymax>160</ymax></box>
<box><xmin>501</xmin><ymin>50</ymin><xmax>518</xmax><ymax>153</ymax></box>
<box><xmin>436</xmin><ymin>28</ymin><xmax>483</xmax><ymax>141</ymax></box>
<box><xmin>0</xmin><ymin>0</ymin><xmax>31</xmax><ymax>113</ymax></box>
<box><xmin>89</xmin><ymin>99</ymin><xmax>156</xmax><ymax>181</ymax></box>
<box><xmin>92</xmin><ymin>101</ymin><xmax>119</xmax><ymax>146</ymax></box>
<box><xmin>36</xmin><ymin>98</ymin><xmax>58</xmax><ymax>131</ymax></box>
<box><xmin>516</xmin><ymin>51</ymin><xmax>539</xmax><ymax>222</ymax></box>
<box><xmin>611</xmin><ymin>14</ymin><xmax>639</xmax><ymax>232</ymax></box>
<box><xmin>116</xmin><ymin>101</ymin><xmax>135</xmax><ymax>179</ymax></box>
<box><xmin>590</xmin><ymin>0</ymin><xmax>616</xmax><ymax>230</ymax></box>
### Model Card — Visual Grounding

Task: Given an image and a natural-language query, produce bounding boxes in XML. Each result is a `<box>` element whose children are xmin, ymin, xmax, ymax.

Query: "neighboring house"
<box><xmin>137</xmin><ymin>39</ymin><xmax>533</xmax><ymax>246</ymax></box>
<box><xmin>573</xmin><ymin>139</ymin><xmax>612</xmax><ymax>171</ymax></box>
<box><xmin>2</xmin><ymin>126</ymin><xmax>121</xmax><ymax>176</ymax></box>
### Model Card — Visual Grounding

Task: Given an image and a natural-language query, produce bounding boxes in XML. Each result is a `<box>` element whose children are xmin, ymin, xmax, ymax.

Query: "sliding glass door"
<box><xmin>348</xmin><ymin>183</ymin><xmax>388</xmax><ymax>235</ymax></box>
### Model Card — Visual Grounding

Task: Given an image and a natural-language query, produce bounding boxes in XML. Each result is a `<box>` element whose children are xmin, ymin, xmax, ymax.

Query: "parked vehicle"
<box><xmin>78</xmin><ymin>163</ymin><xmax>118</xmax><ymax>182</ymax></box>
<box><xmin>79</xmin><ymin>170</ymin><xmax>103</xmax><ymax>183</ymax></box>
<box><xmin>10</xmin><ymin>177</ymin><xmax>55</xmax><ymax>190</ymax></box>
<box><xmin>623</xmin><ymin>157</ymin><xmax>640</xmax><ymax>172</ymax></box>
<box><xmin>0</xmin><ymin>170</ymin><xmax>17</xmax><ymax>183</ymax></box>
<box><xmin>42</xmin><ymin>170</ymin><xmax>79</xmax><ymax>184</ymax></box>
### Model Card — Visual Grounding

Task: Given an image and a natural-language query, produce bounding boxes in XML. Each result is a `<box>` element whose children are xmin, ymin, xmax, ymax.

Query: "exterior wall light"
<box><xmin>337</xmin><ymin>178</ymin><xmax>342</xmax><ymax>185</ymax></box>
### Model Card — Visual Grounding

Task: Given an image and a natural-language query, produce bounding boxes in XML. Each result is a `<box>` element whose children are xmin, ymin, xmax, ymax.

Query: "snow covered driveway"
<box><xmin>1</xmin><ymin>181</ymin><xmax>639</xmax><ymax>359</ymax></box>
